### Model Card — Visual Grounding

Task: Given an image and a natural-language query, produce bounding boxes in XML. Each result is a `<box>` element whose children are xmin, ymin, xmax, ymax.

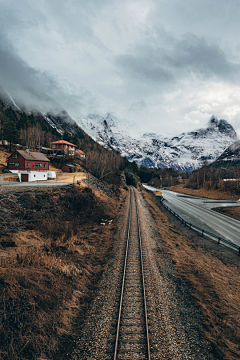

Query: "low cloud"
<box><xmin>0</xmin><ymin>0</ymin><xmax>240</xmax><ymax>135</ymax></box>
<box><xmin>116</xmin><ymin>32</ymin><xmax>240</xmax><ymax>89</ymax></box>
<box><xmin>0</xmin><ymin>36</ymin><xmax>60</xmax><ymax>112</ymax></box>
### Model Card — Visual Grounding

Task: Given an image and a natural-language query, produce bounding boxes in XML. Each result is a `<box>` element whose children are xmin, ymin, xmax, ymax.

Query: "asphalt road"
<box><xmin>143</xmin><ymin>185</ymin><xmax>240</xmax><ymax>247</ymax></box>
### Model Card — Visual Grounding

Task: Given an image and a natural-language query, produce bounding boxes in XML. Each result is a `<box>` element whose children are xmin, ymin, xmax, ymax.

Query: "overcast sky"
<box><xmin>1</xmin><ymin>0</ymin><xmax>240</xmax><ymax>136</ymax></box>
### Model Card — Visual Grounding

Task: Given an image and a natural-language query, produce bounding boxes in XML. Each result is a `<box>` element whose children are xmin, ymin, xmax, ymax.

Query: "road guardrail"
<box><xmin>160</xmin><ymin>199</ymin><xmax>240</xmax><ymax>254</ymax></box>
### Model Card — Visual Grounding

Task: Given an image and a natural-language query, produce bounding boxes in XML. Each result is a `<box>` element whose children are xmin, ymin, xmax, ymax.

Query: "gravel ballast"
<box><xmin>70</xmin><ymin>188</ymin><xmax>217</xmax><ymax>359</ymax></box>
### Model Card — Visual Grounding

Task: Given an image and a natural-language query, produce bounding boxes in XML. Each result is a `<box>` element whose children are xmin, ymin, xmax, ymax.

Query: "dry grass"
<box><xmin>0</xmin><ymin>147</ymin><xmax>10</xmax><ymax>173</ymax></box>
<box><xmin>2</xmin><ymin>175</ymin><xmax>18</xmax><ymax>182</ymax></box>
<box><xmin>142</xmin><ymin>189</ymin><xmax>240</xmax><ymax>360</ymax></box>
<box><xmin>0</xmin><ymin>186</ymin><xmax>124</xmax><ymax>360</ymax></box>
<box><xmin>55</xmin><ymin>171</ymin><xmax>87</xmax><ymax>184</ymax></box>
<box><xmin>215</xmin><ymin>207</ymin><xmax>240</xmax><ymax>221</ymax></box>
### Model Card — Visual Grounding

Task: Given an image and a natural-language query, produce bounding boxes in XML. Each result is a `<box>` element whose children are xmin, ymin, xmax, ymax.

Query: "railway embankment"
<box><xmin>0</xmin><ymin>184</ymin><xmax>125</xmax><ymax>359</ymax></box>
<box><xmin>142</xmin><ymin>188</ymin><xmax>240</xmax><ymax>360</ymax></box>
<box><xmin>71</xmin><ymin>188</ymin><xmax>220</xmax><ymax>359</ymax></box>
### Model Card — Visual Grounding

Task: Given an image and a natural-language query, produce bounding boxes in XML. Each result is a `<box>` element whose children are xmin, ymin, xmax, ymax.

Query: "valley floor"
<box><xmin>0</xmin><ymin>182</ymin><xmax>239</xmax><ymax>359</ymax></box>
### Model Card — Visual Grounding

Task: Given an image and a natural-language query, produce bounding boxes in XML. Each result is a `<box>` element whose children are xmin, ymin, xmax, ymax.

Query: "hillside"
<box><xmin>0</xmin><ymin>184</ymin><xmax>125</xmax><ymax>359</ymax></box>
<box><xmin>0</xmin><ymin>96</ymin><xmax>90</xmax><ymax>150</ymax></box>
<box><xmin>0</xmin><ymin>96</ymin><xmax>127</xmax><ymax>187</ymax></box>
<box><xmin>215</xmin><ymin>139</ymin><xmax>240</xmax><ymax>163</ymax></box>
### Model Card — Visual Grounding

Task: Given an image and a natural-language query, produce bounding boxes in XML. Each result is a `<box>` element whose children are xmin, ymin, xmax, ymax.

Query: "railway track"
<box><xmin>107</xmin><ymin>187</ymin><xmax>152</xmax><ymax>359</ymax></box>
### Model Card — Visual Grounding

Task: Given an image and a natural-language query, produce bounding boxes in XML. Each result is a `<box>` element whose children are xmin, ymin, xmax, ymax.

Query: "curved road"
<box><xmin>143</xmin><ymin>185</ymin><xmax>240</xmax><ymax>248</ymax></box>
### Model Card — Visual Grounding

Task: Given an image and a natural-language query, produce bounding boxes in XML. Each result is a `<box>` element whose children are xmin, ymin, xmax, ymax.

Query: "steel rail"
<box><xmin>133</xmin><ymin>188</ymin><xmax>151</xmax><ymax>360</ymax></box>
<box><xmin>113</xmin><ymin>187</ymin><xmax>132</xmax><ymax>360</ymax></box>
<box><xmin>113</xmin><ymin>187</ymin><xmax>151</xmax><ymax>359</ymax></box>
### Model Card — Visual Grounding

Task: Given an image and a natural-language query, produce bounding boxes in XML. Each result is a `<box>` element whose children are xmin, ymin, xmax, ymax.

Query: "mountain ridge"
<box><xmin>80</xmin><ymin>114</ymin><xmax>237</xmax><ymax>171</ymax></box>
<box><xmin>1</xmin><ymin>92</ymin><xmax>237</xmax><ymax>171</ymax></box>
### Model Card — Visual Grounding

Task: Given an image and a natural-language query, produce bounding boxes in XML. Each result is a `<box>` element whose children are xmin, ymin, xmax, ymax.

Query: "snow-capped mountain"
<box><xmin>216</xmin><ymin>140</ymin><xmax>240</xmax><ymax>162</ymax></box>
<box><xmin>80</xmin><ymin>114</ymin><xmax>237</xmax><ymax>171</ymax></box>
<box><xmin>2</xmin><ymin>90</ymin><xmax>237</xmax><ymax>171</ymax></box>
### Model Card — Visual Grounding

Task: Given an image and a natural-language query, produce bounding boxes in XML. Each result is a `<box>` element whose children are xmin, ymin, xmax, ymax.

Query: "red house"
<box><xmin>62</xmin><ymin>164</ymin><xmax>76</xmax><ymax>173</ymax></box>
<box><xmin>8</xmin><ymin>150</ymin><xmax>50</xmax><ymax>172</ymax></box>
<box><xmin>51</xmin><ymin>140</ymin><xmax>77</xmax><ymax>156</ymax></box>
<box><xmin>76</xmin><ymin>149</ymin><xmax>86</xmax><ymax>158</ymax></box>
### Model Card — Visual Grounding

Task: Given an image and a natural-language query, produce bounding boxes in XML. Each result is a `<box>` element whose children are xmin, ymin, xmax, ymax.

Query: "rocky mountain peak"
<box><xmin>81</xmin><ymin>114</ymin><xmax>237</xmax><ymax>171</ymax></box>
<box><xmin>207</xmin><ymin>115</ymin><xmax>236</xmax><ymax>138</ymax></box>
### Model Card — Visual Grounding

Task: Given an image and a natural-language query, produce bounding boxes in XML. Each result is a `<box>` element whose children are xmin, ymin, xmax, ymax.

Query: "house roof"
<box><xmin>12</xmin><ymin>150</ymin><xmax>50</xmax><ymax>162</ymax></box>
<box><xmin>64</xmin><ymin>164</ymin><xmax>76</xmax><ymax>168</ymax></box>
<box><xmin>51</xmin><ymin>140</ymin><xmax>77</xmax><ymax>147</ymax></box>
<box><xmin>76</xmin><ymin>149</ymin><xmax>85</xmax><ymax>155</ymax></box>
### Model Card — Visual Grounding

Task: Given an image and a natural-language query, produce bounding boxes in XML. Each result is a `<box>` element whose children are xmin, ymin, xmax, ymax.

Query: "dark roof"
<box><xmin>11</xmin><ymin>150</ymin><xmax>50</xmax><ymax>162</ymax></box>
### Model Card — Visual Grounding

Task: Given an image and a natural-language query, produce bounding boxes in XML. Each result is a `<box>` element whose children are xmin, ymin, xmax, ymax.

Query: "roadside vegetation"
<box><xmin>185</xmin><ymin>160</ymin><xmax>240</xmax><ymax>195</ymax></box>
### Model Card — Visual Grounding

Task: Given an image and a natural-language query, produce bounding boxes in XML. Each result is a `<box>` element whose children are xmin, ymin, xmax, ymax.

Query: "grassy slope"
<box><xmin>142</xmin><ymin>189</ymin><xmax>240</xmax><ymax>360</ymax></box>
<box><xmin>0</xmin><ymin>147</ymin><xmax>10</xmax><ymax>172</ymax></box>
<box><xmin>0</xmin><ymin>185</ymin><xmax>125</xmax><ymax>360</ymax></box>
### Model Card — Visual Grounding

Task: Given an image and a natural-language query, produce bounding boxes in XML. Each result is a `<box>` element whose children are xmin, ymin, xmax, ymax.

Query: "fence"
<box><xmin>160</xmin><ymin>199</ymin><xmax>240</xmax><ymax>254</ymax></box>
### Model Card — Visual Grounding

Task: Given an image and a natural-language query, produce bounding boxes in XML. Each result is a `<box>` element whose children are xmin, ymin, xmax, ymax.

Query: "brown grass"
<box><xmin>0</xmin><ymin>186</ymin><xmax>124</xmax><ymax>360</ymax></box>
<box><xmin>2</xmin><ymin>175</ymin><xmax>18</xmax><ymax>182</ymax></box>
<box><xmin>215</xmin><ymin>207</ymin><xmax>240</xmax><ymax>221</ymax></box>
<box><xmin>0</xmin><ymin>147</ymin><xmax>10</xmax><ymax>172</ymax></box>
<box><xmin>142</xmin><ymin>189</ymin><xmax>240</xmax><ymax>360</ymax></box>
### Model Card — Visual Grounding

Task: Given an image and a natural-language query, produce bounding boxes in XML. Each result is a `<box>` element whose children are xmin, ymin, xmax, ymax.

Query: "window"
<box><xmin>12</xmin><ymin>153</ymin><xmax>19</xmax><ymax>159</ymax></box>
<box><xmin>44</xmin><ymin>163</ymin><xmax>47</xmax><ymax>168</ymax></box>
<box><xmin>15</xmin><ymin>162</ymin><xmax>19</xmax><ymax>167</ymax></box>
<box><xmin>52</xmin><ymin>145</ymin><xmax>56</xmax><ymax>149</ymax></box>
<box><xmin>27</xmin><ymin>162</ymin><xmax>30</xmax><ymax>167</ymax></box>
<box><xmin>9</xmin><ymin>162</ymin><xmax>15</xmax><ymax>165</ymax></box>
<box><xmin>35</xmin><ymin>163</ymin><xmax>42</xmax><ymax>168</ymax></box>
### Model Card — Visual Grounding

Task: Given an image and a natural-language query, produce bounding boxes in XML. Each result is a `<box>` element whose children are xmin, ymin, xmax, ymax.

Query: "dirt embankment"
<box><xmin>142</xmin><ymin>189</ymin><xmax>240</xmax><ymax>360</ymax></box>
<box><xmin>0</xmin><ymin>185</ymin><xmax>126</xmax><ymax>360</ymax></box>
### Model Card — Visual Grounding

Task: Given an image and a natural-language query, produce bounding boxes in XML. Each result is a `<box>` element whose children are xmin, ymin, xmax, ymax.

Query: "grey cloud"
<box><xmin>116</xmin><ymin>31</ymin><xmax>239</xmax><ymax>88</ymax></box>
<box><xmin>0</xmin><ymin>35</ymin><xmax>93</xmax><ymax>115</ymax></box>
<box><xmin>129</xmin><ymin>100</ymin><xmax>147</xmax><ymax>113</ymax></box>
<box><xmin>0</xmin><ymin>35</ymin><xmax>57</xmax><ymax>108</ymax></box>
<box><xmin>116</xmin><ymin>54</ymin><xmax>174</xmax><ymax>83</ymax></box>
<box><xmin>0</xmin><ymin>0</ymin><xmax>240</xmax><ymax>135</ymax></box>
<box><xmin>165</xmin><ymin>34</ymin><xmax>238</xmax><ymax>80</ymax></box>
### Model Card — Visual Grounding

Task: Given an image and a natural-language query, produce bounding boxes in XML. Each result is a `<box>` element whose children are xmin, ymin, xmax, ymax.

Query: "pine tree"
<box><xmin>3</xmin><ymin>119</ymin><xmax>20</xmax><ymax>152</ymax></box>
